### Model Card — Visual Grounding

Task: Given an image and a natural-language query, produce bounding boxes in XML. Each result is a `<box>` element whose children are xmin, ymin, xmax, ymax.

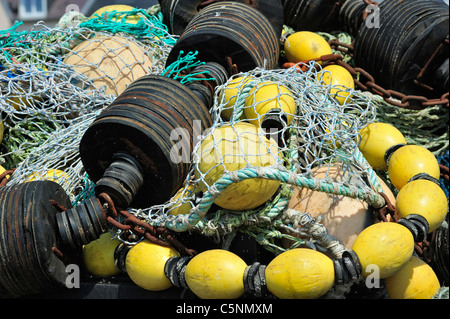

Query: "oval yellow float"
<box><xmin>396</xmin><ymin>179</ymin><xmax>448</xmax><ymax>232</ymax></box>
<box><xmin>126</xmin><ymin>240</ymin><xmax>180</xmax><ymax>291</ymax></box>
<box><xmin>352</xmin><ymin>222</ymin><xmax>414</xmax><ymax>279</ymax></box>
<box><xmin>387</xmin><ymin>145</ymin><xmax>440</xmax><ymax>190</ymax></box>
<box><xmin>184</xmin><ymin>249</ymin><xmax>247</xmax><ymax>299</ymax></box>
<box><xmin>385</xmin><ymin>256</ymin><xmax>440</xmax><ymax>299</ymax></box>
<box><xmin>358</xmin><ymin>122</ymin><xmax>406</xmax><ymax>171</ymax></box>
<box><xmin>265</xmin><ymin>248</ymin><xmax>335</xmax><ymax>299</ymax></box>
<box><xmin>195</xmin><ymin>122</ymin><xmax>281</xmax><ymax>211</ymax></box>
<box><xmin>82</xmin><ymin>233</ymin><xmax>121</xmax><ymax>276</ymax></box>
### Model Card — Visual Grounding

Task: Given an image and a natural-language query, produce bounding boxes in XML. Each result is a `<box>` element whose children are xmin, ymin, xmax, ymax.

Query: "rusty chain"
<box><xmin>97</xmin><ymin>192</ymin><xmax>196</xmax><ymax>257</ymax></box>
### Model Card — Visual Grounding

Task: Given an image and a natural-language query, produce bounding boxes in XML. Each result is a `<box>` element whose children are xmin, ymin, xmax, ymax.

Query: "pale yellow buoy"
<box><xmin>126</xmin><ymin>240</ymin><xmax>180</xmax><ymax>291</ymax></box>
<box><xmin>387</xmin><ymin>144</ymin><xmax>440</xmax><ymax>190</ymax></box>
<box><xmin>286</xmin><ymin>163</ymin><xmax>395</xmax><ymax>249</ymax></box>
<box><xmin>396</xmin><ymin>179</ymin><xmax>448</xmax><ymax>232</ymax></box>
<box><xmin>167</xmin><ymin>184</ymin><xmax>197</xmax><ymax>216</ymax></box>
<box><xmin>321</xmin><ymin>65</ymin><xmax>355</xmax><ymax>105</ymax></box>
<box><xmin>82</xmin><ymin>233</ymin><xmax>121</xmax><ymax>276</ymax></box>
<box><xmin>184</xmin><ymin>249</ymin><xmax>247</xmax><ymax>299</ymax></box>
<box><xmin>243</xmin><ymin>81</ymin><xmax>296</xmax><ymax>127</ymax></box>
<box><xmin>219</xmin><ymin>76</ymin><xmax>253</xmax><ymax>121</ymax></box>
<box><xmin>91</xmin><ymin>5</ymin><xmax>140</xmax><ymax>24</ymax></box>
<box><xmin>195</xmin><ymin>122</ymin><xmax>281</xmax><ymax>211</ymax></box>
<box><xmin>358</xmin><ymin>122</ymin><xmax>406</xmax><ymax>171</ymax></box>
<box><xmin>64</xmin><ymin>35</ymin><xmax>153</xmax><ymax>96</ymax></box>
<box><xmin>385</xmin><ymin>256</ymin><xmax>440</xmax><ymax>299</ymax></box>
<box><xmin>284</xmin><ymin>31</ymin><xmax>332</xmax><ymax>63</ymax></box>
<box><xmin>265</xmin><ymin>248</ymin><xmax>335</xmax><ymax>299</ymax></box>
<box><xmin>352</xmin><ymin>222</ymin><xmax>414</xmax><ymax>278</ymax></box>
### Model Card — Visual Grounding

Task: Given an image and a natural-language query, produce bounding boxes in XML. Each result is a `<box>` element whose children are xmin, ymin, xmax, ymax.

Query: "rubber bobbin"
<box><xmin>384</xmin><ymin>143</ymin><xmax>406</xmax><ymax>167</ymax></box>
<box><xmin>333</xmin><ymin>250</ymin><xmax>362</xmax><ymax>285</ymax></box>
<box><xmin>164</xmin><ymin>256</ymin><xmax>192</xmax><ymax>289</ymax></box>
<box><xmin>95</xmin><ymin>152</ymin><xmax>144</xmax><ymax>209</ymax></box>
<box><xmin>408</xmin><ymin>172</ymin><xmax>441</xmax><ymax>186</ymax></box>
<box><xmin>398</xmin><ymin>214</ymin><xmax>430</xmax><ymax>242</ymax></box>
<box><xmin>243</xmin><ymin>262</ymin><xmax>272</xmax><ymax>298</ymax></box>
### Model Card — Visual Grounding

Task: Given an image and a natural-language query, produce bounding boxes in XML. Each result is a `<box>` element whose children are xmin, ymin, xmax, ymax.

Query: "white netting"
<box><xmin>1</xmin><ymin>8</ymin><xmax>176</xmax><ymax>203</ymax></box>
<box><xmin>1</xmin><ymin>10</ymin><xmax>385</xmax><ymax>257</ymax></box>
<box><xmin>124</xmin><ymin>63</ymin><xmax>384</xmax><ymax>256</ymax></box>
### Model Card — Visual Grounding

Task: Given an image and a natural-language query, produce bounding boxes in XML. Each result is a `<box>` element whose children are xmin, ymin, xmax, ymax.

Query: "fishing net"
<box><xmin>120</xmin><ymin>60</ymin><xmax>384</xmax><ymax>258</ymax></box>
<box><xmin>0</xmin><ymin>11</ymin><xmax>446</xmax><ymax>263</ymax></box>
<box><xmin>1</xmin><ymin>7</ymin><xmax>176</xmax><ymax>199</ymax></box>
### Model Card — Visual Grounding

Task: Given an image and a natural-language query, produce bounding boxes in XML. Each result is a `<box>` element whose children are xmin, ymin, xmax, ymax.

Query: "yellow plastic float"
<box><xmin>396</xmin><ymin>179</ymin><xmax>448</xmax><ymax>232</ymax></box>
<box><xmin>284</xmin><ymin>31</ymin><xmax>332</xmax><ymax>63</ymax></box>
<box><xmin>387</xmin><ymin>144</ymin><xmax>440</xmax><ymax>190</ymax></box>
<box><xmin>126</xmin><ymin>240</ymin><xmax>180</xmax><ymax>291</ymax></box>
<box><xmin>244</xmin><ymin>81</ymin><xmax>296</xmax><ymax>127</ymax></box>
<box><xmin>184</xmin><ymin>249</ymin><xmax>247</xmax><ymax>299</ymax></box>
<box><xmin>385</xmin><ymin>256</ymin><xmax>441</xmax><ymax>299</ymax></box>
<box><xmin>265</xmin><ymin>248</ymin><xmax>335</xmax><ymax>299</ymax></box>
<box><xmin>352</xmin><ymin>222</ymin><xmax>414</xmax><ymax>278</ymax></box>
<box><xmin>320</xmin><ymin>64</ymin><xmax>355</xmax><ymax>105</ymax></box>
<box><xmin>82</xmin><ymin>233</ymin><xmax>121</xmax><ymax>276</ymax></box>
<box><xmin>358</xmin><ymin>122</ymin><xmax>407</xmax><ymax>170</ymax></box>
<box><xmin>195</xmin><ymin>122</ymin><xmax>281</xmax><ymax>211</ymax></box>
<box><xmin>219</xmin><ymin>76</ymin><xmax>253</xmax><ymax>121</ymax></box>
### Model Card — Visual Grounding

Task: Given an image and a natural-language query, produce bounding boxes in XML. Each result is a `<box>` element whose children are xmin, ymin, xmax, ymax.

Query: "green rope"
<box><xmin>161</xmin><ymin>50</ymin><xmax>215</xmax><ymax>84</ymax></box>
<box><xmin>79</xmin><ymin>8</ymin><xmax>176</xmax><ymax>46</ymax></box>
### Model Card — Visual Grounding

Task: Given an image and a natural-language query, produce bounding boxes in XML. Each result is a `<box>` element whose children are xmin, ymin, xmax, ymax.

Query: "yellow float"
<box><xmin>321</xmin><ymin>65</ymin><xmax>355</xmax><ymax>105</ymax></box>
<box><xmin>82</xmin><ymin>233</ymin><xmax>121</xmax><ymax>276</ymax></box>
<box><xmin>265</xmin><ymin>248</ymin><xmax>334</xmax><ymax>299</ymax></box>
<box><xmin>184</xmin><ymin>249</ymin><xmax>247</xmax><ymax>299</ymax></box>
<box><xmin>126</xmin><ymin>240</ymin><xmax>180</xmax><ymax>291</ymax></box>
<box><xmin>195</xmin><ymin>122</ymin><xmax>281</xmax><ymax>211</ymax></box>
<box><xmin>64</xmin><ymin>35</ymin><xmax>153</xmax><ymax>96</ymax></box>
<box><xmin>387</xmin><ymin>144</ymin><xmax>440</xmax><ymax>190</ymax></box>
<box><xmin>385</xmin><ymin>256</ymin><xmax>441</xmax><ymax>299</ymax></box>
<box><xmin>219</xmin><ymin>76</ymin><xmax>253</xmax><ymax>121</ymax></box>
<box><xmin>167</xmin><ymin>184</ymin><xmax>197</xmax><ymax>216</ymax></box>
<box><xmin>352</xmin><ymin>222</ymin><xmax>414</xmax><ymax>278</ymax></box>
<box><xmin>91</xmin><ymin>5</ymin><xmax>140</xmax><ymax>24</ymax></box>
<box><xmin>284</xmin><ymin>31</ymin><xmax>332</xmax><ymax>63</ymax></box>
<box><xmin>244</xmin><ymin>81</ymin><xmax>296</xmax><ymax>127</ymax></box>
<box><xmin>358</xmin><ymin>122</ymin><xmax>407</xmax><ymax>170</ymax></box>
<box><xmin>396</xmin><ymin>179</ymin><xmax>448</xmax><ymax>232</ymax></box>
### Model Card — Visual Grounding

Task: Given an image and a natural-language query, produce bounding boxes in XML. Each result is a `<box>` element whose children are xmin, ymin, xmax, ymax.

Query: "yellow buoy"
<box><xmin>265</xmin><ymin>248</ymin><xmax>335</xmax><ymax>299</ymax></box>
<box><xmin>358</xmin><ymin>123</ymin><xmax>406</xmax><ymax>170</ymax></box>
<box><xmin>352</xmin><ymin>222</ymin><xmax>414</xmax><ymax>279</ymax></box>
<box><xmin>219</xmin><ymin>76</ymin><xmax>253</xmax><ymax>121</ymax></box>
<box><xmin>321</xmin><ymin>65</ymin><xmax>355</xmax><ymax>105</ymax></box>
<box><xmin>195</xmin><ymin>122</ymin><xmax>281</xmax><ymax>211</ymax></box>
<box><xmin>388</xmin><ymin>145</ymin><xmax>440</xmax><ymax>190</ymax></box>
<box><xmin>244</xmin><ymin>81</ymin><xmax>296</xmax><ymax>127</ymax></box>
<box><xmin>91</xmin><ymin>5</ymin><xmax>140</xmax><ymax>24</ymax></box>
<box><xmin>396</xmin><ymin>179</ymin><xmax>448</xmax><ymax>232</ymax></box>
<box><xmin>0</xmin><ymin>165</ymin><xmax>10</xmax><ymax>180</ymax></box>
<box><xmin>167</xmin><ymin>184</ymin><xmax>197</xmax><ymax>216</ymax></box>
<box><xmin>284</xmin><ymin>31</ymin><xmax>332</xmax><ymax>63</ymax></box>
<box><xmin>27</xmin><ymin>169</ymin><xmax>70</xmax><ymax>186</ymax></box>
<box><xmin>82</xmin><ymin>233</ymin><xmax>121</xmax><ymax>276</ymax></box>
<box><xmin>286</xmin><ymin>163</ymin><xmax>395</xmax><ymax>249</ymax></box>
<box><xmin>126</xmin><ymin>240</ymin><xmax>180</xmax><ymax>291</ymax></box>
<box><xmin>184</xmin><ymin>249</ymin><xmax>247</xmax><ymax>299</ymax></box>
<box><xmin>385</xmin><ymin>256</ymin><xmax>440</xmax><ymax>299</ymax></box>
<box><xmin>64</xmin><ymin>35</ymin><xmax>153</xmax><ymax>96</ymax></box>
